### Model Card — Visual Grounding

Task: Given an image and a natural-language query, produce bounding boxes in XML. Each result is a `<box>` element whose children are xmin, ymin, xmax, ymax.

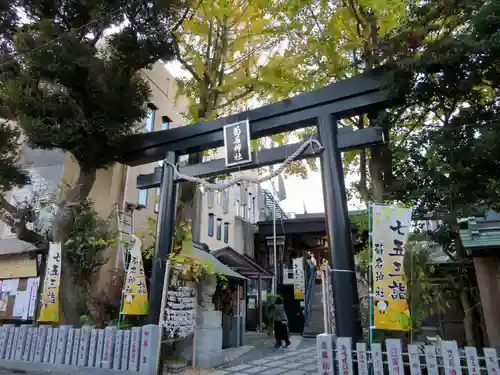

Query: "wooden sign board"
<box><xmin>223</xmin><ymin>120</ymin><xmax>252</xmax><ymax>168</ymax></box>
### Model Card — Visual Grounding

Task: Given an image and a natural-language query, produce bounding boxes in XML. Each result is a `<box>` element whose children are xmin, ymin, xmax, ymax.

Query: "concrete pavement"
<box><xmin>208</xmin><ymin>336</ymin><xmax>317</xmax><ymax>375</ymax></box>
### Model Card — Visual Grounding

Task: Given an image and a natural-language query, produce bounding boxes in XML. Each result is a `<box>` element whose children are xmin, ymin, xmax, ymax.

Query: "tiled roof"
<box><xmin>459</xmin><ymin>218</ymin><xmax>500</xmax><ymax>249</ymax></box>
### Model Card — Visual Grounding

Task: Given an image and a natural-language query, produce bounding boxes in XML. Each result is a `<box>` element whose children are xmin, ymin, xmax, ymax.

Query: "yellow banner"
<box><xmin>292</xmin><ymin>258</ymin><xmax>305</xmax><ymax>300</ymax></box>
<box><xmin>39</xmin><ymin>242</ymin><xmax>62</xmax><ymax>323</ymax></box>
<box><xmin>372</xmin><ymin>205</ymin><xmax>412</xmax><ymax>331</ymax></box>
<box><xmin>122</xmin><ymin>236</ymin><xmax>149</xmax><ymax>315</ymax></box>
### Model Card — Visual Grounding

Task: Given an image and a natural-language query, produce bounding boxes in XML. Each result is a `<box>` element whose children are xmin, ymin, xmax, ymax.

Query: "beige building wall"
<box><xmin>0</xmin><ymin>61</ymin><xmax>187</xmax><ymax>282</ymax></box>
<box><xmin>1</xmin><ymin>60</ymin><xmax>261</xmax><ymax>287</ymax></box>
<box><xmin>86</xmin><ymin>61</ymin><xmax>188</xmax><ymax>287</ymax></box>
<box><xmin>198</xmin><ymin>148</ymin><xmax>261</xmax><ymax>254</ymax></box>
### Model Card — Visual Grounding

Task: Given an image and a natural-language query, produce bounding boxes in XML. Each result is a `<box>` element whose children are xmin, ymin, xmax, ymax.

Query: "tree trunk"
<box><xmin>460</xmin><ymin>289</ymin><xmax>478</xmax><ymax>347</ymax></box>
<box><xmin>52</xmin><ymin>168</ymin><xmax>97</xmax><ymax>325</ymax></box>
<box><xmin>175</xmin><ymin>104</ymin><xmax>211</xmax><ymax>245</ymax></box>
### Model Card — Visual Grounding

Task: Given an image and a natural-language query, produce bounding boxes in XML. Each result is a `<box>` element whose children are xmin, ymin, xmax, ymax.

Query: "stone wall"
<box><xmin>0</xmin><ymin>324</ymin><xmax>160</xmax><ymax>374</ymax></box>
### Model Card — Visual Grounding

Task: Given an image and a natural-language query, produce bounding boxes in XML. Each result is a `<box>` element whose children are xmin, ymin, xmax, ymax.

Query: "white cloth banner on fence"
<box><xmin>386</xmin><ymin>339</ymin><xmax>404</xmax><ymax>375</ymax></box>
<box><xmin>316</xmin><ymin>333</ymin><xmax>335</xmax><ymax>375</ymax></box>
<box><xmin>371</xmin><ymin>343</ymin><xmax>384</xmax><ymax>375</ymax></box>
<box><xmin>407</xmin><ymin>344</ymin><xmax>422</xmax><ymax>375</ymax></box>
<box><xmin>356</xmin><ymin>342</ymin><xmax>368</xmax><ymax>375</ymax></box>
<box><xmin>441</xmin><ymin>341</ymin><xmax>461</xmax><ymax>375</ymax></box>
<box><xmin>465</xmin><ymin>347</ymin><xmax>480</xmax><ymax>375</ymax></box>
<box><xmin>484</xmin><ymin>348</ymin><xmax>500</xmax><ymax>375</ymax></box>
<box><xmin>424</xmin><ymin>345</ymin><xmax>439</xmax><ymax>375</ymax></box>
<box><xmin>337</xmin><ymin>337</ymin><xmax>354</xmax><ymax>375</ymax></box>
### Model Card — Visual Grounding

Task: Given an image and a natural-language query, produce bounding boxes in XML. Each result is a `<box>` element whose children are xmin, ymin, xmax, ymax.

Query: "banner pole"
<box><xmin>367</xmin><ymin>202</ymin><xmax>373</xmax><ymax>345</ymax></box>
<box><xmin>320</xmin><ymin>267</ymin><xmax>328</xmax><ymax>334</ymax></box>
<box><xmin>155</xmin><ymin>258</ymin><xmax>171</xmax><ymax>375</ymax></box>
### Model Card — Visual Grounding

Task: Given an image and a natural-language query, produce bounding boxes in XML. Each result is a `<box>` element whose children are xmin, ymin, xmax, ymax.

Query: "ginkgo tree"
<box><xmin>258</xmin><ymin>0</ymin><xmax>407</xmax><ymax>203</ymax></box>
<box><xmin>171</xmin><ymin>0</ymin><xmax>314</xmax><ymax>229</ymax></box>
<box><xmin>174</xmin><ymin>0</ymin><xmax>282</xmax><ymax>122</ymax></box>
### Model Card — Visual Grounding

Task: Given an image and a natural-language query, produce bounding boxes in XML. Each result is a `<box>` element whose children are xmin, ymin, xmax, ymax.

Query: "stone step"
<box><xmin>303</xmin><ymin>284</ymin><xmax>327</xmax><ymax>338</ymax></box>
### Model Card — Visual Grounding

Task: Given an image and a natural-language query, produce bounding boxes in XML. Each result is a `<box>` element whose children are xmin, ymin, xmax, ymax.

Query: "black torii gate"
<box><xmin>118</xmin><ymin>68</ymin><xmax>394</xmax><ymax>342</ymax></box>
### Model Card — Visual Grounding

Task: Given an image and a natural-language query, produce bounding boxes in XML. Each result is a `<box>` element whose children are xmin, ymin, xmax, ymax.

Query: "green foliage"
<box><xmin>0</xmin><ymin>0</ymin><xmax>184</xmax><ymax>323</ymax></box>
<box><xmin>263</xmin><ymin>293</ymin><xmax>280</xmax><ymax>325</ymax></box>
<box><xmin>254</xmin><ymin>0</ymin><xmax>409</xmax><ymax>200</ymax></box>
<box><xmin>63</xmin><ymin>200</ymin><xmax>115</xmax><ymax>289</ymax></box>
<box><xmin>137</xmin><ymin>215</ymin><xmax>229</xmax><ymax>283</ymax></box>
<box><xmin>403</xmin><ymin>234</ymin><xmax>454</xmax><ymax>330</ymax></box>
<box><xmin>0</xmin><ymin>0</ymin><xmax>182</xmax><ymax>228</ymax></box>
<box><xmin>175</xmin><ymin>0</ymin><xmax>283</xmax><ymax>122</ymax></box>
<box><xmin>174</xmin><ymin>0</ymin><xmax>316</xmax><ymax>179</ymax></box>
<box><xmin>386</xmin><ymin>0</ymin><xmax>500</xmax><ymax>214</ymax></box>
<box><xmin>62</xmin><ymin>199</ymin><xmax>118</xmax><ymax>325</ymax></box>
<box><xmin>0</xmin><ymin>120</ymin><xmax>28</xmax><ymax>193</ymax></box>
<box><xmin>136</xmin><ymin>216</ymin><xmax>158</xmax><ymax>260</ymax></box>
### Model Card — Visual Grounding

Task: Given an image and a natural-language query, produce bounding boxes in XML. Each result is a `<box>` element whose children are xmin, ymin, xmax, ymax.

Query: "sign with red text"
<box><xmin>386</xmin><ymin>339</ymin><xmax>404</xmax><ymax>375</ymax></box>
<box><xmin>484</xmin><ymin>348</ymin><xmax>500</xmax><ymax>375</ymax></box>
<box><xmin>316</xmin><ymin>333</ymin><xmax>335</xmax><ymax>375</ymax></box>
<box><xmin>356</xmin><ymin>342</ymin><xmax>368</xmax><ymax>375</ymax></box>
<box><xmin>465</xmin><ymin>347</ymin><xmax>480</xmax><ymax>375</ymax></box>
<box><xmin>442</xmin><ymin>341</ymin><xmax>461</xmax><ymax>375</ymax></box>
<box><xmin>337</xmin><ymin>337</ymin><xmax>354</xmax><ymax>375</ymax></box>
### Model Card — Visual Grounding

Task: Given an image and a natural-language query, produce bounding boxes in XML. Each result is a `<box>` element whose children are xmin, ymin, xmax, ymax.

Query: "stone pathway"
<box><xmin>208</xmin><ymin>337</ymin><xmax>317</xmax><ymax>375</ymax></box>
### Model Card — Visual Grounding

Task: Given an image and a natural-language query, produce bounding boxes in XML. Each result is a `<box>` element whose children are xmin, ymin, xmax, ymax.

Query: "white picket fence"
<box><xmin>317</xmin><ymin>334</ymin><xmax>500</xmax><ymax>375</ymax></box>
<box><xmin>0</xmin><ymin>324</ymin><xmax>161</xmax><ymax>374</ymax></box>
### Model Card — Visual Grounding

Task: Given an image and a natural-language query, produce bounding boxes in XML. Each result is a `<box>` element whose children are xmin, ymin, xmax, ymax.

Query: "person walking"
<box><xmin>273</xmin><ymin>296</ymin><xmax>291</xmax><ymax>348</ymax></box>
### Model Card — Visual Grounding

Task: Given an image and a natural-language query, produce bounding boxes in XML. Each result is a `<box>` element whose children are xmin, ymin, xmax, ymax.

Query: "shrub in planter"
<box><xmin>264</xmin><ymin>293</ymin><xmax>280</xmax><ymax>337</ymax></box>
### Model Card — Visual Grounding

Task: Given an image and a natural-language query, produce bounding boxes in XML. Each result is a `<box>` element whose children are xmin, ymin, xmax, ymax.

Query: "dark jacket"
<box><xmin>273</xmin><ymin>304</ymin><xmax>288</xmax><ymax>322</ymax></box>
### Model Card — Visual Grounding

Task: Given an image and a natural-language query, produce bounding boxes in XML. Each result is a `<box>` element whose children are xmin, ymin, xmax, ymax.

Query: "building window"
<box><xmin>208</xmin><ymin>214</ymin><xmax>215</xmax><ymax>237</ymax></box>
<box><xmin>144</xmin><ymin>105</ymin><xmax>155</xmax><ymax>132</ymax></box>
<box><xmin>137</xmin><ymin>189</ymin><xmax>148</xmax><ymax>207</ymax></box>
<box><xmin>162</xmin><ymin>116</ymin><xmax>171</xmax><ymax>130</ymax></box>
<box><xmin>235</xmin><ymin>186</ymin><xmax>241</xmax><ymax>202</ymax></box>
<box><xmin>224</xmin><ymin>222</ymin><xmax>229</xmax><ymax>244</ymax></box>
<box><xmin>221</xmin><ymin>190</ymin><xmax>229</xmax><ymax>214</ymax></box>
<box><xmin>154</xmin><ymin>188</ymin><xmax>160</xmax><ymax>213</ymax></box>
<box><xmin>216</xmin><ymin>219</ymin><xmax>222</xmax><ymax>240</ymax></box>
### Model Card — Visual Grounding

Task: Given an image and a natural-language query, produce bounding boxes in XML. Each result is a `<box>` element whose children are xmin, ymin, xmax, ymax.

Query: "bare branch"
<box><xmin>213</xmin><ymin>85</ymin><xmax>254</xmax><ymax>111</ymax></box>
<box><xmin>0</xmin><ymin>194</ymin><xmax>17</xmax><ymax>215</ymax></box>
<box><xmin>0</xmin><ymin>195</ymin><xmax>46</xmax><ymax>246</ymax></box>
<box><xmin>172</xmin><ymin>2</ymin><xmax>200</xmax><ymax>33</ymax></box>
<box><xmin>172</xmin><ymin>36</ymin><xmax>202</xmax><ymax>82</ymax></box>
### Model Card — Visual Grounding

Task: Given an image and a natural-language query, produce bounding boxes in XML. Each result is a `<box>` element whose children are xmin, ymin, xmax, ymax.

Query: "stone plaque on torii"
<box><xmin>117</xmin><ymin>68</ymin><xmax>394</xmax><ymax>343</ymax></box>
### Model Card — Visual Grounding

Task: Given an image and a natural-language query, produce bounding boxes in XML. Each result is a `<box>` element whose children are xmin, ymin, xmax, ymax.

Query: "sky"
<box><xmin>165</xmin><ymin>61</ymin><xmax>362</xmax><ymax>214</ymax></box>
